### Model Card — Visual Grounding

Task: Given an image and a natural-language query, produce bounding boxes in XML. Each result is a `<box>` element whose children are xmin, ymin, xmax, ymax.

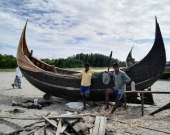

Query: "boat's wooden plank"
<box><xmin>64</xmin><ymin>131</ymin><xmax>71</xmax><ymax>135</ymax></box>
<box><xmin>65</xmin><ymin>118</ymin><xmax>80</xmax><ymax>125</ymax></box>
<box><xmin>86</xmin><ymin>123</ymin><xmax>94</xmax><ymax>129</ymax></box>
<box><xmin>0</xmin><ymin>114</ymin><xmax>83</xmax><ymax>120</ymax></box>
<box><xmin>91</xmin><ymin>116</ymin><xmax>100</xmax><ymax>135</ymax></box>
<box><xmin>0</xmin><ymin>115</ymin><xmax>83</xmax><ymax>120</ymax></box>
<box><xmin>89</xmin><ymin>128</ymin><xmax>92</xmax><ymax>135</ymax></box>
<box><xmin>71</xmin><ymin>121</ymin><xmax>87</xmax><ymax>135</ymax></box>
<box><xmin>98</xmin><ymin>117</ymin><xmax>106</xmax><ymax>135</ymax></box>
<box><xmin>61</xmin><ymin>123</ymin><xmax>68</xmax><ymax>133</ymax></box>
<box><xmin>126</xmin><ymin>91</ymin><xmax>170</xmax><ymax>94</ymax></box>
<box><xmin>72</xmin><ymin>124</ymin><xmax>82</xmax><ymax>135</ymax></box>
<box><xmin>76</xmin><ymin>121</ymin><xmax>88</xmax><ymax>132</ymax></box>
<box><xmin>56</xmin><ymin>119</ymin><xmax>62</xmax><ymax>135</ymax></box>
<box><xmin>41</xmin><ymin>116</ymin><xmax>57</xmax><ymax>128</ymax></box>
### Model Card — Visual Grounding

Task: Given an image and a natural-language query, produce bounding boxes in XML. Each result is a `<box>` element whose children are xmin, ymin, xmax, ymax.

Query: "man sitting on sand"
<box><xmin>12</xmin><ymin>66</ymin><xmax>22</xmax><ymax>89</ymax></box>
<box><xmin>73</xmin><ymin>63</ymin><xmax>103</xmax><ymax>110</ymax></box>
<box><xmin>105</xmin><ymin>62</ymin><xmax>131</xmax><ymax>113</ymax></box>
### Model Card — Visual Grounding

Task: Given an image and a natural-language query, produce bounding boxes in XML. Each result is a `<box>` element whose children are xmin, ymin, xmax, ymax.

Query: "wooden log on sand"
<box><xmin>149</xmin><ymin>102</ymin><xmax>170</xmax><ymax>115</ymax></box>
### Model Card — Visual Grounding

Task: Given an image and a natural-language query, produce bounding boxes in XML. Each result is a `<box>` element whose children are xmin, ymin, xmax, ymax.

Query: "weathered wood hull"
<box><xmin>17</xmin><ymin>17</ymin><xmax>166</xmax><ymax>104</ymax></box>
<box><xmin>126</xmin><ymin>37</ymin><xmax>169</xmax><ymax>80</ymax></box>
<box><xmin>126</xmin><ymin>47</ymin><xmax>170</xmax><ymax>79</ymax></box>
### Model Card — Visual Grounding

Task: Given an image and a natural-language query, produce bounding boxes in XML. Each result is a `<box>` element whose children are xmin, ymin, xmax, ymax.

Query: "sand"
<box><xmin>0</xmin><ymin>72</ymin><xmax>169</xmax><ymax>134</ymax></box>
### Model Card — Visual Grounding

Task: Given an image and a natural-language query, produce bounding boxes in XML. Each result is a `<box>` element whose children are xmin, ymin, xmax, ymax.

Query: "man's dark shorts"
<box><xmin>110</xmin><ymin>87</ymin><xmax>123</xmax><ymax>100</ymax></box>
<box><xmin>80</xmin><ymin>85</ymin><xmax>90</xmax><ymax>95</ymax></box>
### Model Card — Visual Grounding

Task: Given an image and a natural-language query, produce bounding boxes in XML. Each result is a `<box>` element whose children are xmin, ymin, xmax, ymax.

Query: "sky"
<box><xmin>0</xmin><ymin>0</ymin><xmax>170</xmax><ymax>61</ymax></box>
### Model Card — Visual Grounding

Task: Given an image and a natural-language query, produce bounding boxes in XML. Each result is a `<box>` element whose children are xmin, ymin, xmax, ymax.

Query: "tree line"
<box><xmin>0</xmin><ymin>54</ymin><xmax>17</xmax><ymax>69</ymax></box>
<box><xmin>0</xmin><ymin>53</ymin><xmax>126</xmax><ymax>69</ymax></box>
<box><xmin>41</xmin><ymin>53</ymin><xmax>126</xmax><ymax>68</ymax></box>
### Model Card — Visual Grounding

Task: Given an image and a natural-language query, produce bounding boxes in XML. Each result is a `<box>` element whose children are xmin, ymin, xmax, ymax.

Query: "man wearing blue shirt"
<box><xmin>105</xmin><ymin>63</ymin><xmax>131</xmax><ymax>113</ymax></box>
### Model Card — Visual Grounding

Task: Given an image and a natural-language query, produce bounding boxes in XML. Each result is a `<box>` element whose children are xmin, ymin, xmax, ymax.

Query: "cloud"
<box><xmin>0</xmin><ymin>0</ymin><xmax>170</xmax><ymax>62</ymax></box>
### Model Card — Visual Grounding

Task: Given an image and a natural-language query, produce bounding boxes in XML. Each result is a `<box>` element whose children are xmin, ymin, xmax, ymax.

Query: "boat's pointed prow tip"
<box><xmin>132</xmin><ymin>45</ymin><xmax>134</xmax><ymax>49</ymax></box>
<box><xmin>24</xmin><ymin>19</ymin><xmax>28</xmax><ymax>27</ymax></box>
<box><xmin>155</xmin><ymin>16</ymin><xmax>157</xmax><ymax>22</ymax></box>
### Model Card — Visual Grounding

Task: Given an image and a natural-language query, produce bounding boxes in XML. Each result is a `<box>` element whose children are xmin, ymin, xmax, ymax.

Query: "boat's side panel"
<box><xmin>20</xmin><ymin>68</ymin><xmax>112</xmax><ymax>101</ymax></box>
<box><xmin>21</xmin><ymin>68</ymin><xmax>113</xmax><ymax>89</ymax></box>
<box><xmin>20</xmin><ymin>67</ymin><xmax>155</xmax><ymax>104</ymax></box>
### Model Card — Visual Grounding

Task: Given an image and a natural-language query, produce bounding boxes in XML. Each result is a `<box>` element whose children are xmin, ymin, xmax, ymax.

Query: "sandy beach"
<box><xmin>0</xmin><ymin>72</ymin><xmax>170</xmax><ymax>134</ymax></box>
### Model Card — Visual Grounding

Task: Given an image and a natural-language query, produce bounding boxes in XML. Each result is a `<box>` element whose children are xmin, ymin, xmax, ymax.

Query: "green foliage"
<box><xmin>0</xmin><ymin>54</ymin><xmax>17</xmax><ymax>69</ymax></box>
<box><xmin>69</xmin><ymin>53</ymin><xmax>125</xmax><ymax>67</ymax></box>
<box><xmin>0</xmin><ymin>53</ymin><xmax>126</xmax><ymax>69</ymax></box>
<box><xmin>41</xmin><ymin>58</ymin><xmax>55</xmax><ymax>65</ymax></box>
<box><xmin>41</xmin><ymin>58</ymin><xmax>84</xmax><ymax>68</ymax></box>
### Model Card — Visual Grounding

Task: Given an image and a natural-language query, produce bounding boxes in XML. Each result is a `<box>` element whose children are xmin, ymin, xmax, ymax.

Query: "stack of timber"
<box><xmin>2</xmin><ymin>114</ymin><xmax>107</xmax><ymax>135</ymax></box>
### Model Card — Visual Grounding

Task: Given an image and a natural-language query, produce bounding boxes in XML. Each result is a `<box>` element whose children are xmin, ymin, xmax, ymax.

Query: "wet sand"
<box><xmin>0</xmin><ymin>72</ymin><xmax>170</xmax><ymax>134</ymax></box>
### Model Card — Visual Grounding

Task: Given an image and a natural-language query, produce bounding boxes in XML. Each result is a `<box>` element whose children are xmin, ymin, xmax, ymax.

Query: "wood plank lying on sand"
<box><xmin>92</xmin><ymin>116</ymin><xmax>100</xmax><ymax>135</ymax></box>
<box><xmin>65</xmin><ymin>118</ymin><xmax>80</xmax><ymax>125</ymax></box>
<box><xmin>71</xmin><ymin>121</ymin><xmax>88</xmax><ymax>134</ymax></box>
<box><xmin>98</xmin><ymin>117</ymin><xmax>107</xmax><ymax>135</ymax></box>
<box><xmin>0</xmin><ymin>114</ymin><xmax>83</xmax><ymax>120</ymax></box>
<box><xmin>72</xmin><ymin>123</ymin><xmax>82</xmax><ymax>135</ymax></box>
<box><xmin>60</xmin><ymin>123</ymin><xmax>68</xmax><ymax>133</ymax></box>
<box><xmin>90</xmin><ymin>128</ymin><xmax>93</xmax><ymax>135</ymax></box>
<box><xmin>64</xmin><ymin>131</ymin><xmax>71</xmax><ymax>135</ymax></box>
<box><xmin>56</xmin><ymin>119</ymin><xmax>62</xmax><ymax>135</ymax></box>
<box><xmin>41</xmin><ymin>116</ymin><xmax>57</xmax><ymax>128</ymax></box>
<box><xmin>149</xmin><ymin>102</ymin><xmax>170</xmax><ymax>115</ymax></box>
<box><xmin>91</xmin><ymin>116</ymin><xmax>107</xmax><ymax>135</ymax></box>
<box><xmin>77</xmin><ymin>122</ymin><xmax>88</xmax><ymax>132</ymax></box>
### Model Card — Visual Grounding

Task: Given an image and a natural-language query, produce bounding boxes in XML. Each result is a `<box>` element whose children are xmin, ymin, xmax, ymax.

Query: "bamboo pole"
<box><xmin>107</xmin><ymin>51</ymin><xmax>112</xmax><ymax>72</ymax></box>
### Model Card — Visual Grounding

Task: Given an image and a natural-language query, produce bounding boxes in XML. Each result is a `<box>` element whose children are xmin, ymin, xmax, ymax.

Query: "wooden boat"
<box><xmin>126</xmin><ymin>44</ymin><xmax>170</xmax><ymax>80</ymax></box>
<box><xmin>17</xmin><ymin>17</ymin><xmax>166</xmax><ymax>104</ymax></box>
